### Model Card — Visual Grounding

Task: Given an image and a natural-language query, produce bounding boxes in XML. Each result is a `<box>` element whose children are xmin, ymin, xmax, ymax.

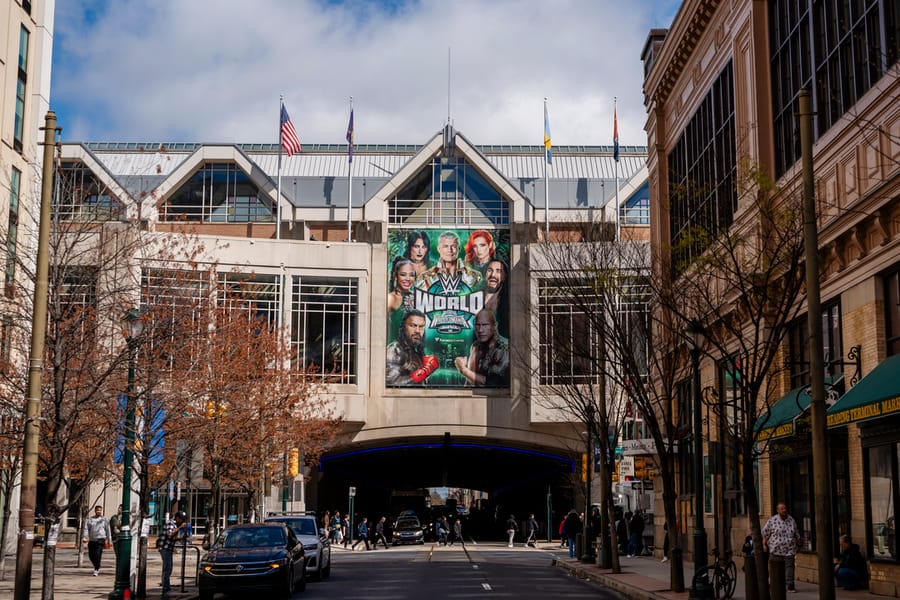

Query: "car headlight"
<box><xmin>303</xmin><ymin>543</ymin><xmax>318</xmax><ymax>552</ymax></box>
<box><xmin>392</xmin><ymin>532</ymin><xmax>400</xmax><ymax>537</ymax></box>
<box><xmin>415</xmin><ymin>529</ymin><xmax>423</xmax><ymax>536</ymax></box>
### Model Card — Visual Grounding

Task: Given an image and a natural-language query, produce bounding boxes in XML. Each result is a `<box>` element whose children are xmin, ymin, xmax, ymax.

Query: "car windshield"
<box><xmin>396</xmin><ymin>519</ymin><xmax>419</xmax><ymax>529</ymax></box>
<box><xmin>270</xmin><ymin>518</ymin><xmax>317</xmax><ymax>536</ymax></box>
<box><xmin>218</xmin><ymin>527</ymin><xmax>286</xmax><ymax>548</ymax></box>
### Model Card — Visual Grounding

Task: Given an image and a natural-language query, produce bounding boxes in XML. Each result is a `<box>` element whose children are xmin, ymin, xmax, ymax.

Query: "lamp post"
<box><xmin>688</xmin><ymin>322</ymin><xmax>709</xmax><ymax>599</ymax></box>
<box><xmin>110</xmin><ymin>309</ymin><xmax>142</xmax><ymax>600</ymax></box>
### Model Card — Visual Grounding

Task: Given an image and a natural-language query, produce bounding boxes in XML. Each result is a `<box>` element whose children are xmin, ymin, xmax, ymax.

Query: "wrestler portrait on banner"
<box><xmin>385</xmin><ymin>310</ymin><xmax>438</xmax><ymax>386</ymax></box>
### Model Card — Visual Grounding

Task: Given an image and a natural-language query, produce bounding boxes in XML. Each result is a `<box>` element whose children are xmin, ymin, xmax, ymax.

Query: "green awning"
<box><xmin>827</xmin><ymin>354</ymin><xmax>900</xmax><ymax>427</ymax></box>
<box><xmin>756</xmin><ymin>374</ymin><xmax>844</xmax><ymax>440</ymax></box>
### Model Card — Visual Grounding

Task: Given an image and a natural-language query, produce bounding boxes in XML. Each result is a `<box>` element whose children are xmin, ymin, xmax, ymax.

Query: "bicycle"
<box><xmin>710</xmin><ymin>547</ymin><xmax>737</xmax><ymax>600</ymax></box>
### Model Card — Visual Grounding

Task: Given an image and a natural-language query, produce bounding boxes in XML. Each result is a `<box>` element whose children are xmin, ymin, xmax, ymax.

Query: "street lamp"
<box><xmin>110</xmin><ymin>308</ymin><xmax>143</xmax><ymax>600</ymax></box>
<box><xmin>688</xmin><ymin>321</ymin><xmax>709</xmax><ymax>599</ymax></box>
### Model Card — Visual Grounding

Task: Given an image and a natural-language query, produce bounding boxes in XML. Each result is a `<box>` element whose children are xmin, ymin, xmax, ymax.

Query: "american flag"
<box><xmin>280</xmin><ymin>104</ymin><xmax>302</xmax><ymax>156</ymax></box>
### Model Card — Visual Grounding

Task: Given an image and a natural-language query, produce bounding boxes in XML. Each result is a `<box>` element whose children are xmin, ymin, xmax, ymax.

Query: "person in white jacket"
<box><xmin>82</xmin><ymin>505</ymin><xmax>113</xmax><ymax>576</ymax></box>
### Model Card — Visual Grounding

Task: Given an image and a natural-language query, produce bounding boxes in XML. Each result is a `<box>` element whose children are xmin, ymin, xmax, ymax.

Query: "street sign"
<box><xmin>620</xmin><ymin>456</ymin><xmax>635</xmax><ymax>477</ymax></box>
<box><xmin>349</xmin><ymin>486</ymin><xmax>356</xmax><ymax>497</ymax></box>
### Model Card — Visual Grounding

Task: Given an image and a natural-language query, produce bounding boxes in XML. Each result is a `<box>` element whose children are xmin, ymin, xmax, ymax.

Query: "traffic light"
<box><xmin>288</xmin><ymin>448</ymin><xmax>299</xmax><ymax>477</ymax></box>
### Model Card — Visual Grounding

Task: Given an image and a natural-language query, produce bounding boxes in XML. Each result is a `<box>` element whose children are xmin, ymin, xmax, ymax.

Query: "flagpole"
<box><xmin>544</xmin><ymin>98</ymin><xmax>550</xmax><ymax>242</ymax></box>
<box><xmin>614</xmin><ymin>97</ymin><xmax>620</xmax><ymax>243</ymax></box>
<box><xmin>277</xmin><ymin>96</ymin><xmax>283</xmax><ymax>241</ymax></box>
<box><xmin>347</xmin><ymin>97</ymin><xmax>353</xmax><ymax>243</ymax></box>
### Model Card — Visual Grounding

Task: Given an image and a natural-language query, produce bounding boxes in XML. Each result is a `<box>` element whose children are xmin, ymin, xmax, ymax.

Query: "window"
<box><xmin>676</xmin><ymin>377</ymin><xmax>695</xmax><ymax>496</ymax></box>
<box><xmin>620</xmin><ymin>182</ymin><xmax>650</xmax><ymax>225</ymax></box>
<box><xmin>291</xmin><ymin>276</ymin><xmax>358</xmax><ymax>384</ymax></box>
<box><xmin>537</xmin><ymin>279</ymin><xmax>601</xmax><ymax>385</ymax></box>
<box><xmin>389</xmin><ymin>156</ymin><xmax>509</xmax><ymax>226</ymax></box>
<box><xmin>718</xmin><ymin>356</ymin><xmax>745</xmax><ymax>516</ymax></box>
<box><xmin>769</xmin><ymin>0</ymin><xmax>900</xmax><ymax>178</ymax></box>
<box><xmin>56</xmin><ymin>162</ymin><xmax>124</xmax><ymax>221</ymax></box>
<box><xmin>164</xmin><ymin>163</ymin><xmax>274</xmax><ymax>223</ymax></box>
<box><xmin>787</xmin><ymin>300</ymin><xmax>843</xmax><ymax>388</ymax></box>
<box><xmin>14</xmin><ymin>26</ymin><xmax>29</xmax><ymax>152</ymax></box>
<box><xmin>667</xmin><ymin>62</ymin><xmax>737</xmax><ymax>272</ymax></box>
<box><xmin>218</xmin><ymin>272</ymin><xmax>281</xmax><ymax>326</ymax></box>
<box><xmin>885</xmin><ymin>265</ymin><xmax>900</xmax><ymax>356</ymax></box>
<box><xmin>866</xmin><ymin>443</ymin><xmax>897</xmax><ymax>560</ymax></box>
<box><xmin>6</xmin><ymin>168</ymin><xmax>21</xmax><ymax>293</ymax></box>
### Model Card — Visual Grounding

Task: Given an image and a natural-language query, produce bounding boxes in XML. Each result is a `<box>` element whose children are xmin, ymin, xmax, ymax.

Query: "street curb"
<box><xmin>553</xmin><ymin>557</ymin><xmax>673</xmax><ymax>600</ymax></box>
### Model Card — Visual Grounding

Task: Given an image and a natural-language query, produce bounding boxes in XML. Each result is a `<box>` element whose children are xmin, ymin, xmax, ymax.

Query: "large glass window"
<box><xmin>866</xmin><ymin>443</ymin><xmax>897</xmax><ymax>559</ymax></box>
<box><xmin>667</xmin><ymin>62</ymin><xmax>737</xmax><ymax>272</ymax></box>
<box><xmin>164</xmin><ymin>163</ymin><xmax>274</xmax><ymax>223</ymax></box>
<box><xmin>389</xmin><ymin>156</ymin><xmax>508</xmax><ymax>226</ymax></box>
<box><xmin>14</xmin><ymin>26</ymin><xmax>29</xmax><ymax>152</ymax></box>
<box><xmin>218</xmin><ymin>272</ymin><xmax>280</xmax><ymax>326</ymax></box>
<box><xmin>56</xmin><ymin>162</ymin><xmax>124</xmax><ymax>221</ymax></box>
<box><xmin>885</xmin><ymin>265</ymin><xmax>900</xmax><ymax>356</ymax></box>
<box><xmin>291</xmin><ymin>276</ymin><xmax>358</xmax><ymax>384</ymax></box>
<box><xmin>769</xmin><ymin>0</ymin><xmax>900</xmax><ymax>178</ymax></box>
<box><xmin>537</xmin><ymin>279</ymin><xmax>601</xmax><ymax>385</ymax></box>
<box><xmin>6</xmin><ymin>168</ymin><xmax>21</xmax><ymax>292</ymax></box>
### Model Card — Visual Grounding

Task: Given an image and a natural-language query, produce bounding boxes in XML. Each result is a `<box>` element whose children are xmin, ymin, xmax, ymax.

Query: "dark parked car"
<box><xmin>392</xmin><ymin>516</ymin><xmax>425</xmax><ymax>545</ymax></box>
<box><xmin>265</xmin><ymin>514</ymin><xmax>331</xmax><ymax>581</ymax></box>
<box><xmin>198</xmin><ymin>523</ymin><xmax>305</xmax><ymax>599</ymax></box>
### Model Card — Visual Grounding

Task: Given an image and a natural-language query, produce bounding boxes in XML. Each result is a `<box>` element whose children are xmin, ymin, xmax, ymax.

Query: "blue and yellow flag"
<box><xmin>543</xmin><ymin>102</ymin><xmax>552</xmax><ymax>165</ymax></box>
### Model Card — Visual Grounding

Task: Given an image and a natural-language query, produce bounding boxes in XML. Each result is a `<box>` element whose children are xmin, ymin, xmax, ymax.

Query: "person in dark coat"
<box><xmin>617</xmin><ymin>512</ymin><xmax>630</xmax><ymax>555</ymax></box>
<box><xmin>505</xmin><ymin>514</ymin><xmax>518</xmax><ymax>548</ymax></box>
<box><xmin>834</xmin><ymin>535</ymin><xmax>868</xmax><ymax>590</ymax></box>
<box><xmin>627</xmin><ymin>509</ymin><xmax>645</xmax><ymax>557</ymax></box>
<box><xmin>563</xmin><ymin>510</ymin><xmax>582</xmax><ymax>559</ymax></box>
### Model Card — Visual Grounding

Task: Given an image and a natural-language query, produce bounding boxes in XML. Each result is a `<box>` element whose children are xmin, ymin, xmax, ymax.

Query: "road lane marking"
<box><xmin>482</xmin><ymin>583</ymin><xmax>492</xmax><ymax>590</ymax></box>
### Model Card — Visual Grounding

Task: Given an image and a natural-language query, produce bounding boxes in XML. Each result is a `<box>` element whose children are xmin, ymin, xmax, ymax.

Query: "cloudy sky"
<box><xmin>51</xmin><ymin>0</ymin><xmax>680</xmax><ymax>148</ymax></box>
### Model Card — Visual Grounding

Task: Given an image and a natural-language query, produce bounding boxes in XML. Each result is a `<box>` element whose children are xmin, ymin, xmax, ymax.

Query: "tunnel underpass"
<box><xmin>307</xmin><ymin>435</ymin><xmax>579</xmax><ymax>541</ymax></box>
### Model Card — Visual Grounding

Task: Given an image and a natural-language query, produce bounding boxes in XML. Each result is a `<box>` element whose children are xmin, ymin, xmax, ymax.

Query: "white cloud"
<box><xmin>51</xmin><ymin>0</ymin><xmax>679</xmax><ymax>147</ymax></box>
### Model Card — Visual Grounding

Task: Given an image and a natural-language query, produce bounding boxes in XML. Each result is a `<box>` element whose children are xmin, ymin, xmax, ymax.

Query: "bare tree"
<box><xmin>659</xmin><ymin>167</ymin><xmax>808</xmax><ymax>600</ymax></box>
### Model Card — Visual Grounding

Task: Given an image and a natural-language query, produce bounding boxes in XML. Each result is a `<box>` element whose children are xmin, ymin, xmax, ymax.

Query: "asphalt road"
<box><xmin>293</xmin><ymin>541</ymin><xmax>624</xmax><ymax>600</ymax></box>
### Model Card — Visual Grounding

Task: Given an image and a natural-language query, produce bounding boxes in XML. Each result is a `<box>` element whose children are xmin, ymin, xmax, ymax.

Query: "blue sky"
<box><xmin>51</xmin><ymin>0</ymin><xmax>681</xmax><ymax>147</ymax></box>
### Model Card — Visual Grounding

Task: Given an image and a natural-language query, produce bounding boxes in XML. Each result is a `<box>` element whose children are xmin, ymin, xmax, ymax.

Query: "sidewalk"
<box><xmin>547</xmin><ymin>544</ymin><xmax>879</xmax><ymax>600</ymax></box>
<box><xmin>0</xmin><ymin>544</ymin><xmax>198</xmax><ymax>600</ymax></box>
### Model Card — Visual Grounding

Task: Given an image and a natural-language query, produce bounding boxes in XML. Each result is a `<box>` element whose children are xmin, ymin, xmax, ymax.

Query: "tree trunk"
<box><xmin>0</xmin><ymin>468</ymin><xmax>15</xmax><ymax>580</ymax></box>
<box><xmin>661</xmin><ymin>454</ymin><xmax>684</xmax><ymax>592</ymax></box>
<box><xmin>40</xmin><ymin>519</ymin><xmax>58</xmax><ymax>600</ymax></box>
<box><xmin>743</xmin><ymin>445</ymin><xmax>768</xmax><ymax>600</ymax></box>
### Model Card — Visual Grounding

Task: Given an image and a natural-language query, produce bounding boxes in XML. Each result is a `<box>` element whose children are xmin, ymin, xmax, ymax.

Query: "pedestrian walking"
<box><xmin>373</xmin><ymin>516</ymin><xmax>389</xmax><ymax>549</ymax></box>
<box><xmin>108</xmin><ymin>505</ymin><xmax>123</xmax><ymax>558</ymax></box>
<box><xmin>342</xmin><ymin>514</ymin><xmax>351</xmax><ymax>548</ymax></box>
<box><xmin>440</xmin><ymin>516</ymin><xmax>450</xmax><ymax>546</ymax></box>
<box><xmin>351</xmin><ymin>517</ymin><xmax>370</xmax><ymax>551</ymax></box>
<box><xmin>627</xmin><ymin>509</ymin><xmax>645</xmax><ymax>557</ymax></box>
<box><xmin>82</xmin><ymin>505</ymin><xmax>113</xmax><ymax>576</ymax></box>
<box><xmin>322</xmin><ymin>510</ymin><xmax>331</xmax><ymax>539</ymax></box>
<box><xmin>452</xmin><ymin>518</ymin><xmax>464</xmax><ymax>547</ymax></box>
<box><xmin>506</xmin><ymin>514</ymin><xmax>518</xmax><ymax>548</ymax></box>
<box><xmin>762</xmin><ymin>502</ymin><xmax>801</xmax><ymax>593</ymax></box>
<box><xmin>563</xmin><ymin>509</ymin><xmax>581</xmax><ymax>559</ymax></box>
<box><xmin>525</xmin><ymin>514</ymin><xmax>538</xmax><ymax>547</ymax></box>
<box><xmin>559</xmin><ymin>517</ymin><xmax>567</xmax><ymax>548</ymax></box>
<box><xmin>158</xmin><ymin>511</ymin><xmax>188</xmax><ymax>597</ymax></box>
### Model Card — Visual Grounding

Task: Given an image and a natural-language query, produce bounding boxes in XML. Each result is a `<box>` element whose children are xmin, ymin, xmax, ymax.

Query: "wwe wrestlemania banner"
<box><xmin>386</xmin><ymin>228</ymin><xmax>510</xmax><ymax>388</ymax></box>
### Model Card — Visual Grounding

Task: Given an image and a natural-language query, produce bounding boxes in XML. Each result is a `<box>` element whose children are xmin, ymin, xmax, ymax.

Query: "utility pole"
<box><xmin>14</xmin><ymin>111</ymin><xmax>58</xmax><ymax>600</ymax></box>
<box><xmin>799</xmin><ymin>88</ymin><xmax>835</xmax><ymax>600</ymax></box>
